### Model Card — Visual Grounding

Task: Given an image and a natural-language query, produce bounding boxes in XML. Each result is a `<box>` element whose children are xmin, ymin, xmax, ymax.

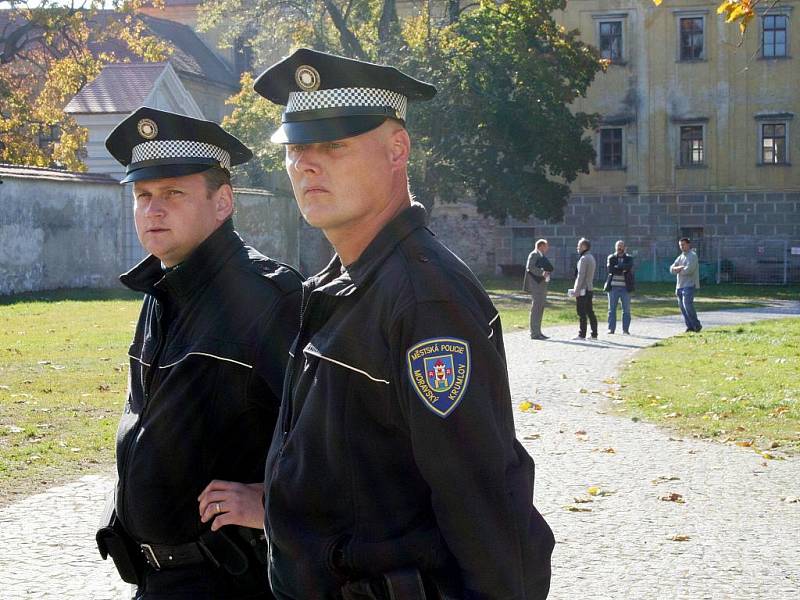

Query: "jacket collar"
<box><xmin>310</xmin><ymin>202</ymin><xmax>428</xmax><ymax>296</ymax></box>
<box><xmin>120</xmin><ymin>219</ymin><xmax>243</xmax><ymax>302</ymax></box>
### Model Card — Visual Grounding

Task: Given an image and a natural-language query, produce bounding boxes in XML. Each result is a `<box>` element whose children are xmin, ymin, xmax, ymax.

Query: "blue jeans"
<box><xmin>676</xmin><ymin>286</ymin><xmax>702</xmax><ymax>331</ymax></box>
<box><xmin>607</xmin><ymin>287</ymin><xmax>631</xmax><ymax>333</ymax></box>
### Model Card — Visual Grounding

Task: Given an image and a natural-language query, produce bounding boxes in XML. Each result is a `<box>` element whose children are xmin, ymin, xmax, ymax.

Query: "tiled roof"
<box><xmin>64</xmin><ymin>63</ymin><xmax>168</xmax><ymax>114</ymax></box>
<box><xmin>88</xmin><ymin>13</ymin><xmax>238</xmax><ymax>89</ymax></box>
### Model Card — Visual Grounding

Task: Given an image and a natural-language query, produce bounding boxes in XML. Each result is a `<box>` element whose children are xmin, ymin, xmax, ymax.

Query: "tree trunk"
<box><xmin>322</xmin><ymin>0</ymin><xmax>368</xmax><ymax>59</ymax></box>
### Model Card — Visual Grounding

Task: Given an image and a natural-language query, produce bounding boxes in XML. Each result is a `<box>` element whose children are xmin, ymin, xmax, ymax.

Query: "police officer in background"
<box><xmin>98</xmin><ymin>108</ymin><xmax>302</xmax><ymax>599</ymax></box>
<box><xmin>253</xmin><ymin>49</ymin><xmax>554</xmax><ymax>599</ymax></box>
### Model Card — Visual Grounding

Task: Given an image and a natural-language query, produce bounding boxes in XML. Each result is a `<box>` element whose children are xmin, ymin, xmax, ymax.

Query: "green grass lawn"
<box><xmin>0</xmin><ymin>289</ymin><xmax>141</xmax><ymax>505</ymax></box>
<box><xmin>617</xmin><ymin>318</ymin><xmax>800</xmax><ymax>456</ymax></box>
<box><xmin>1</xmin><ymin>284</ymin><xmax>797</xmax><ymax>504</ymax></box>
<box><xmin>481</xmin><ymin>276</ymin><xmax>800</xmax><ymax>332</ymax></box>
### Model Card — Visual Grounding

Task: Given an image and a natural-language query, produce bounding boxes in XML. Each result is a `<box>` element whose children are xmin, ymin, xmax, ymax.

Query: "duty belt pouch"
<box><xmin>200</xmin><ymin>528</ymin><xmax>250</xmax><ymax>576</ymax></box>
<box><xmin>95</xmin><ymin>493</ymin><xmax>143</xmax><ymax>585</ymax></box>
<box><xmin>341</xmin><ymin>568</ymin><xmax>427</xmax><ymax>600</ymax></box>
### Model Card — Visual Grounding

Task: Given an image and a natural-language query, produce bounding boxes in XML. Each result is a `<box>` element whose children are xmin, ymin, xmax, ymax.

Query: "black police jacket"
<box><xmin>264</xmin><ymin>203</ymin><xmax>554</xmax><ymax>599</ymax></box>
<box><xmin>116</xmin><ymin>219</ymin><xmax>302</xmax><ymax>546</ymax></box>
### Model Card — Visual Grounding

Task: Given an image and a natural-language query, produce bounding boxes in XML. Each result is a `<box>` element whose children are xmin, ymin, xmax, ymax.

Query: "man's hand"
<box><xmin>198</xmin><ymin>480</ymin><xmax>264</xmax><ymax>531</ymax></box>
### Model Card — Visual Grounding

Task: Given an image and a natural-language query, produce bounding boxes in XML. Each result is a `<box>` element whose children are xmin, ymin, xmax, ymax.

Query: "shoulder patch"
<box><xmin>406</xmin><ymin>337</ymin><xmax>471</xmax><ymax>418</ymax></box>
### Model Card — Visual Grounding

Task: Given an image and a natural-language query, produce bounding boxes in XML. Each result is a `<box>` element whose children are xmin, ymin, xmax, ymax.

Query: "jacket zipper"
<box><xmin>118</xmin><ymin>299</ymin><xmax>168</xmax><ymax>531</ymax></box>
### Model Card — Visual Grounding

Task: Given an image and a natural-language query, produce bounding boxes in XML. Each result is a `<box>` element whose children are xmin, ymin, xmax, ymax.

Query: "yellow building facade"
<box><xmin>559</xmin><ymin>0</ymin><xmax>799</xmax><ymax>195</ymax></box>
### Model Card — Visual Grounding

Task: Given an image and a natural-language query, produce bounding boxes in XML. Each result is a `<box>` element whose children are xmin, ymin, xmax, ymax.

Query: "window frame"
<box><xmin>678</xmin><ymin>124</ymin><xmax>706</xmax><ymax>167</ymax></box>
<box><xmin>598</xmin><ymin>127</ymin><xmax>625</xmax><ymax>169</ymax></box>
<box><xmin>679</xmin><ymin>16</ymin><xmax>705</xmax><ymax>61</ymax></box>
<box><xmin>673</xmin><ymin>10</ymin><xmax>709</xmax><ymax>62</ymax></box>
<box><xmin>762</xmin><ymin>13</ymin><xmax>789</xmax><ymax>58</ymax></box>
<box><xmin>593</xmin><ymin>13</ymin><xmax>629</xmax><ymax>65</ymax></box>
<box><xmin>756</xmin><ymin>115</ymin><xmax>792</xmax><ymax>166</ymax></box>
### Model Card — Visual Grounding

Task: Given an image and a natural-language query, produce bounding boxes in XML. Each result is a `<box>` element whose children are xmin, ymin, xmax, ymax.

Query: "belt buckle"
<box><xmin>140</xmin><ymin>543</ymin><xmax>161</xmax><ymax>570</ymax></box>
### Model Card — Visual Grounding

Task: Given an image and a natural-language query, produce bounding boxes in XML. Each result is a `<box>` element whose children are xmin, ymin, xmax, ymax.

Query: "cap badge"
<box><xmin>295</xmin><ymin>65</ymin><xmax>320</xmax><ymax>92</ymax></box>
<box><xmin>137</xmin><ymin>118</ymin><xmax>158</xmax><ymax>140</ymax></box>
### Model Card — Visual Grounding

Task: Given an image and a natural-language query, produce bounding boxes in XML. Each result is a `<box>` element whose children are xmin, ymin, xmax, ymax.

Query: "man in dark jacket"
<box><xmin>102</xmin><ymin>107</ymin><xmax>302</xmax><ymax>599</ymax></box>
<box><xmin>603</xmin><ymin>240</ymin><xmax>634</xmax><ymax>334</ymax></box>
<box><xmin>253</xmin><ymin>49</ymin><xmax>554</xmax><ymax>600</ymax></box>
<box><xmin>524</xmin><ymin>239</ymin><xmax>554</xmax><ymax>340</ymax></box>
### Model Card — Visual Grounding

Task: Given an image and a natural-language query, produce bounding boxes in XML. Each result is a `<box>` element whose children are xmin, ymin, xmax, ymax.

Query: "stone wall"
<box><xmin>0</xmin><ymin>166</ymin><xmax>301</xmax><ymax>296</ymax></box>
<box><xmin>430</xmin><ymin>192</ymin><xmax>800</xmax><ymax>282</ymax></box>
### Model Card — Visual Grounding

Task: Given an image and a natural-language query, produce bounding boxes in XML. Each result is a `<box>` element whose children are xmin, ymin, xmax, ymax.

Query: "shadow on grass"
<box><xmin>0</xmin><ymin>287</ymin><xmax>142</xmax><ymax>306</ymax></box>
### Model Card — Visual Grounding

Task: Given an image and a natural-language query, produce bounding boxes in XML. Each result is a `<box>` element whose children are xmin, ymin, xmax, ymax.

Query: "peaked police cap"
<box><xmin>105</xmin><ymin>107</ymin><xmax>252</xmax><ymax>184</ymax></box>
<box><xmin>253</xmin><ymin>48</ymin><xmax>437</xmax><ymax>144</ymax></box>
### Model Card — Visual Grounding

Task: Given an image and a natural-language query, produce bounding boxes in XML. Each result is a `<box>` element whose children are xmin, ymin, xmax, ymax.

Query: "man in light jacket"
<box><xmin>572</xmin><ymin>237</ymin><xmax>597</xmax><ymax>339</ymax></box>
<box><xmin>670</xmin><ymin>237</ymin><xmax>703</xmax><ymax>332</ymax></box>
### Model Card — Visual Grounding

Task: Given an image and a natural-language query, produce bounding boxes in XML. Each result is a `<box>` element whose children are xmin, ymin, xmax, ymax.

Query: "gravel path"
<box><xmin>0</xmin><ymin>303</ymin><xmax>798</xmax><ymax>599</ymax></box>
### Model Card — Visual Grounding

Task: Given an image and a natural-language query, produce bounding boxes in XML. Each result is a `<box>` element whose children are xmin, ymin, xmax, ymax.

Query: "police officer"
<box><xmin>254</xmin><ymin>49</ymin><xmax>555</xmax><ymax>599</ymax></box>
<box><xmin>101</xmin><ymin>107</ymin><xmax>302</xmax><ymax>599</ymax></box>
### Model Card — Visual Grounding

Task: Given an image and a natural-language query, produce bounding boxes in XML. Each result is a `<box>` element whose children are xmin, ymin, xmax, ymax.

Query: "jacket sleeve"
<box><xmin>389</xmin><ymin>300</ymin><xmax>553</xmax><ymax>599</ymax></box>
<box><xmin>538</xmin><ymin>256</ymin><xmax>554</xmax><ymax>273</ymax></box>
<box><xmin>669</xmin><ymin>256</ymin><xmax>682</xmax><ymax>274</ymax></box>
<box><xmin>525</xmin><ymin>252</ymin><xmax>536</xmax><ymax>273</ymax></box>
<box><xmin>574</xmin><ymin>256</ymin><xmax>587</xmax><ymax>292</ymax></box>
<box><xmin>254</xmin><ymin>287</ymin><xmax>302</xmax><ymax>402</ymax></box>
<box><xmin>682</xmin><ymin>252</ymin><xmax>698</xmax><ymax>276</ymax></box>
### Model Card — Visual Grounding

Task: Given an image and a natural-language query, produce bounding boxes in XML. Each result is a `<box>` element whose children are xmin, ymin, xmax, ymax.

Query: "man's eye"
<box><xmin>328</xmin><ymin>142</ymin><xmax>343</xmax><ymax>150</ymax></box>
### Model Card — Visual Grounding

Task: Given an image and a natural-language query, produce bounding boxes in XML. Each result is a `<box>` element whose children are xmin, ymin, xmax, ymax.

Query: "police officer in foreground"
<box><xmin>254</xmin><ymin>49</ymin><xmax>555</xmax><ymax>599</ymax></box>
<box><xmin>97</xmin><ymin>107</ymin><xmax>302</xmax><ymax>599</ymax></box>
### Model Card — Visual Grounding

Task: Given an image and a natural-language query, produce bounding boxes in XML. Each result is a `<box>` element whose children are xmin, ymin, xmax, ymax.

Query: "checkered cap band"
<box><xmin>286</xmin><ymin>87</ymin><xmax>408</xmax><ymax>120</ymax></box>
<box><xmin>130</xmin><ymin>140</ymin><xmax>231</xmax><ymax>169</ymax></box>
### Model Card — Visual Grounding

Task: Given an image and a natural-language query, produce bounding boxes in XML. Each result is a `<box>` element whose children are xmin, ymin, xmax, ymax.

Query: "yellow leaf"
<box><xmin>670</xmin><ymin>534</ymin><xmax>690</xmax><ymax>542</ymax></box>
<box><xmin>519</xmin><ymin>401</ymin><xmax>532</xmax><ymax>412</ymax></box>
<box><xmin>587</xmin><ymin>486</ymin><xmax>600</xmax><ymax>496</ymax></box>
<box><xmin>652</xmin><ymin>0</ymin><xmax>663</xmax><ymax>6</ymax></box>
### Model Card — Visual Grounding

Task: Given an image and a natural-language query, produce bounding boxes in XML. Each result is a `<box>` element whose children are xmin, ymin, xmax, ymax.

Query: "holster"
<box><xmin>341</xmin><ymin>567</ymin><xmax>461</xmax><ymax>600</ymax></box>
<box><xmin>95</xmin><ymin>493</ymin><xmax>144</xmax><ymax>585</ymax></box>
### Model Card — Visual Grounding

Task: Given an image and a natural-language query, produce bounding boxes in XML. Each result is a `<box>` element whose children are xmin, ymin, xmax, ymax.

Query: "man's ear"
<box><xmin>388</xmin><ymin>126</ymin><xmax>411</xmax><ymax>171</ymax></box>
<box><xmin>215</xmin><ymin>184</ymin><xmax>234</xmax><ymax>222</ymax></box>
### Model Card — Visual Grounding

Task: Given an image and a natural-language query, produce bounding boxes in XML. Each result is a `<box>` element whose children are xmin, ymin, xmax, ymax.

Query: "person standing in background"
<box><xmin>670</xmin><ymin>237</ymin><xmax>703</xmax><ymax>332</ymax></box>
<box><xmin>524</xmin><ymin>238</ymin><xmax>554</xmax><ymax>340</ymax></box>
<box><xmin>604</xmin><ymin>240</ymin><xmax>634</xmax><ymax>335</ymax></box>
<box><xmin>572</xmin><ymin>237</ymin><xmax>597</xmax><ymax>340</ymax></box>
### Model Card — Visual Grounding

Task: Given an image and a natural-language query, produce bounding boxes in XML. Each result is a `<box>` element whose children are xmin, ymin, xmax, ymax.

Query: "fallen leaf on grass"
<box><xmin>660</xmin><ymin>493</ymin><xmax>685</xmax><ymax>504</ymax></box>
<box><xmin>593</xmin><ymin>447</ymin><xmax>616</xmax><ymax>454</ymax></box>
<box><xmin>602</xmin><ymin>378</ymin><xmax>616</xmax><ymax>385</ymax></box>
<box><xmin>574</xmin><ymin>430</ymin><xmax>589</xmax><ymax>441</ymax></box>
<box><xmin>560</xmin><ymin>373</ymin><xmax>568</xmax><ymax>379</ymax></box>
<box><xmin>587</xmin><ymin>486</ymin><xmax>614</xmax><ymax>497</ymax></box>
<box><xmin>563</xmin><ymin>505</ymin><xmax>592</xmax><ymax>513</ymax></box>
<box><xmin>523</xmin><ymin>434</ymin><xmax>541</xmax><ymax>440</ymax></box>
<box><xmin>577</xmin><ymin>388</ymin><xmax>589</xmax><ymax>394</ymax></box>
<box><xmin>669</xmin><ymin>534</ymin><xmax>690</xmax><ymax>542</ymax></box>
<box><xmin>651</xmin><ymin>476</ymin><xmax>681</xmax><ymax>485</ymax></box>
<box><xmin>735</xmin><ymin>440</ymin><xmax>753</xmax><ymax>447</ymax></box>
<box><xmin>573</xmin><ymin>497</ymin><xmax>594</xmax><ymax>504</ymax></box>
<box><xmin>518</xmin><ymin>402</ymin><xmax>543</xmax><ymax>413</ymax></box>
<box><xmin>781</xmin><ymin>496</ymin><xmax>799</xmax><ymax>504</ymax></box>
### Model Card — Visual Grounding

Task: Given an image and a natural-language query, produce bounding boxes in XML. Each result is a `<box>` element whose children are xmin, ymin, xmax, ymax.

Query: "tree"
<box><xmin>0</xmin><ymin>1</ymin><xmax>169</xmax><ymax>170</ymax></box>
<box><xmin>208</xmin><ymin>0</ymin><xmax>603</xmax><ymax>222</ymax></box>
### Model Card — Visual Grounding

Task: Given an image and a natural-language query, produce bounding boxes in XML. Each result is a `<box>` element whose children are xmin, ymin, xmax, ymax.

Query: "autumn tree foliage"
<box><xmin>0</xmin><ymin>1</ymin><xmax>169</xmax><ymax>170</ymax></box>
<box><xmin>205</xmin><ymin>0</ymin><xmax>603</xmax><ymax>222</ymax></box>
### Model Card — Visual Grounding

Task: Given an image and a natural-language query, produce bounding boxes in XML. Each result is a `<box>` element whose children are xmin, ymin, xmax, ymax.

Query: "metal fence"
<box><xmin>541</xmin><ymin>238</ymin><xmax>800</xmax><ymax>286</ymax></box>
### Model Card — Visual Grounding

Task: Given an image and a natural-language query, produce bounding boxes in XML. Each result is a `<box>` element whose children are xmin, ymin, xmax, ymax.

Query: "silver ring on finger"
<box><xmin>215</xmin><ymin>502</ymin><xmax>222</xmax><ymax>514</ymax></box>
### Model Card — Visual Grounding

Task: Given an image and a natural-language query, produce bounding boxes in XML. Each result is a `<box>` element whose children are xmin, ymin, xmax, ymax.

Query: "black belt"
<box><xmin>139</xmin><ymin>540</ymin><xmax>215</xmax><ymax>570</ymax></box>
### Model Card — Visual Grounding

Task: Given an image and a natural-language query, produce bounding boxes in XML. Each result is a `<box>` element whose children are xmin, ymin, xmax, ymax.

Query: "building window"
<box><xmin>679</xmin><ymin>17</ymin><xmax>704</xmax><ymax>60</ymax></box>
<box><xmin>599</xmin><ymin>128</ymin><xmax>623</xmax><ymax>168</ymax></box>
<box><xmin>679</xmin><ymin>125</ymin><xmax>704</xmax><ymax>166</ymax></box>
<box><xmin>761</xmin><ymin>123</ymin><xmax>787</xmax><ymax>164</ymax></box>
<box><xmin>599</xmin><ymin>21</ymin><xmax>623</xmax><ymax>62</ymax></box>
<box><xmin>762</xmin><ymin>15</ymin><xmax>788</xmax><ymax>57</ymax></box>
